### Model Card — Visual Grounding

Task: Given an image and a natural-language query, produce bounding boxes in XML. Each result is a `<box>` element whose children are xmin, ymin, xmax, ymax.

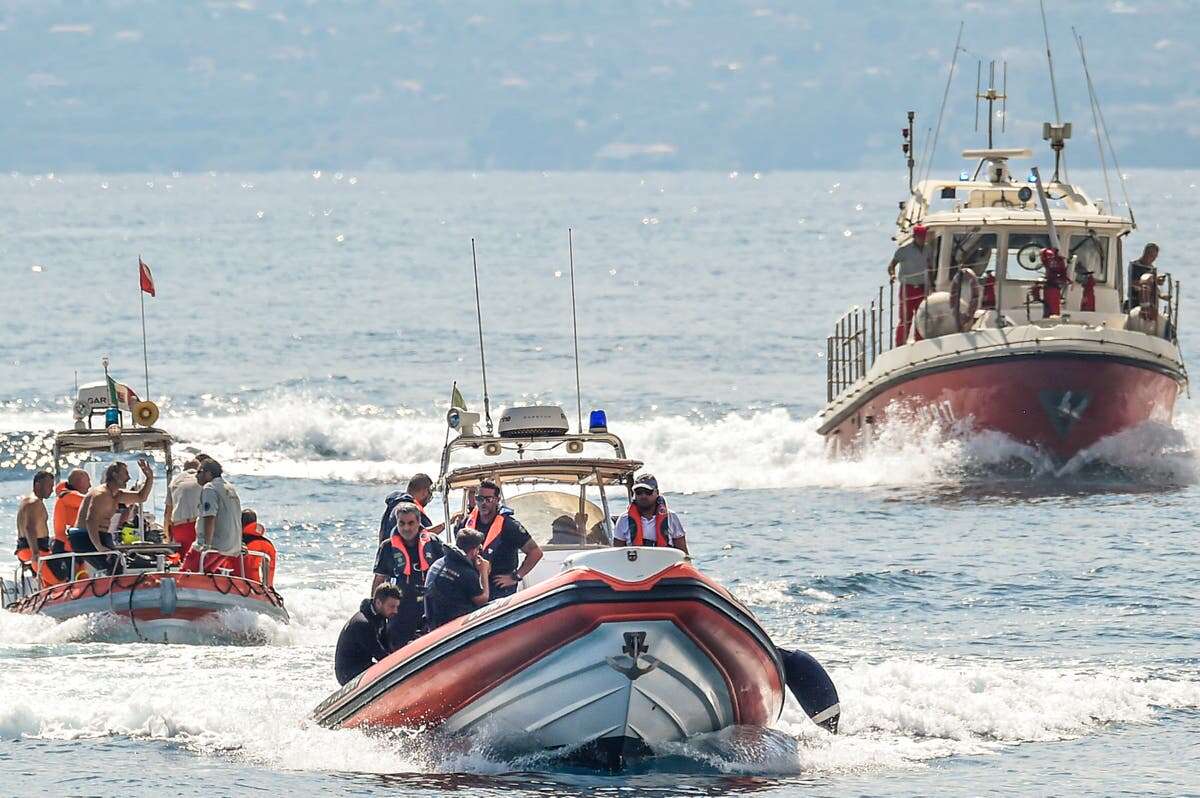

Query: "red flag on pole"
<box><xmin>138</xmin><ymin>257</ymin><xmax>156</xmax><ymax>297</ymax></box>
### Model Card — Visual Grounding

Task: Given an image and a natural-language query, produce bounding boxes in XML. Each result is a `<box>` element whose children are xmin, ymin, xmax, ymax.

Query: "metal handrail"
<box><xmin>10</xmin><ymin>543</ymin><xmax>277</xmax><ymax>600</ymax></box>
<box><xmin>826</xmin><ymin>274</ymin><xmax>1183</xmax><ymax>404</ymax></box>
<box><xmin>827</xmin><ymin>281</ymin><xmax>899</xmax><ymax>401</ymax></box>
<box><xmin>198</xmin><ymin>548</ymin><xmax>272</xmax><ymax>584</ymax></box>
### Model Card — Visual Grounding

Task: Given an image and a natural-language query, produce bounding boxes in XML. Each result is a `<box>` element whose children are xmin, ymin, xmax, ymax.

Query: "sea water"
<box><xmin>1</xmin><ymin>170</ymin><xmax>1198</xmax><ymax>796</ymax></box>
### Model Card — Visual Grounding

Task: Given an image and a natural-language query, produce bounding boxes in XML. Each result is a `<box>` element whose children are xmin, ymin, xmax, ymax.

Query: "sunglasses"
<box><xmin>477</xmin><ymin>494</ymin><xmax>499</xmax><ymax>502</ymax></box>
<box><xmin>633</xmin><ymin>488</ymin><xmax>654</xmax><ymax>496</ymax></box>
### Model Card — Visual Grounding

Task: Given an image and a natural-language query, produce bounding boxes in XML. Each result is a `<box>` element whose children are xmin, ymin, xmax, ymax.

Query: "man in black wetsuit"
<box><xmin>334</xmin><ymin>583</ymin><xmax>401</xmax><ymax>685</ymax></box>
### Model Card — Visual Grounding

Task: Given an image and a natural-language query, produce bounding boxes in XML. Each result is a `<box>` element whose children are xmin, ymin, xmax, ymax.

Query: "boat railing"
<box><xmin>8</xmin><ymin>547</ymin><xmax>275</xmax><ymax>602</ymax></box>
<box><xmin>200</xmin><ymin>549</ymin><xmax>272</xmax><ymax>584</ymax></box>
<box><xmin>827</xmin><ymin>274</ymin><xmax>1185</xmax><ymax>402</ymax></box>
<box><xmin>1161</xmin><ymin>275</ymin><xmax>1182</xmax><ymax>345</ymax></box>
<box><xmin>827</xmin><ymin>284</ymin><xmax>895</xmax><ymax>402</ymax></box>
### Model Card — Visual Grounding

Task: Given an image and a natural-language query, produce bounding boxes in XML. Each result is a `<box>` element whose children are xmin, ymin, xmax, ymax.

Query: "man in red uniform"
<box><xmin>888</xmin><ymin>224</ymin><xmax>935</xmax><ymax>345</ymax></box>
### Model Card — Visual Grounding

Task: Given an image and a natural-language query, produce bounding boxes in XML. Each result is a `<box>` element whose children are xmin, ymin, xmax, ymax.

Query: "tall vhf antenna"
<box><xmin>974</xmin><ymin>60</ymin><xmax>1008</xmax><ymax>148</ymax></box>
<box><xmin>918</xmin><ymin>21</ymin><xmax>964</xmax><ymax>188</ymax></box>
<box><xmin>470</xmin><ymin>238</ymin><xmax>494</xmax><ymax>435</ymax></box>
<box><xmin>1039</xmin><ymin>0</ymin><xmax>1066</xmax><ymax>179</ymax></box>
<box><xmin>567</xmin><ymin>229</ymin><xmax>584</xmax><ymax>433</ymax></box>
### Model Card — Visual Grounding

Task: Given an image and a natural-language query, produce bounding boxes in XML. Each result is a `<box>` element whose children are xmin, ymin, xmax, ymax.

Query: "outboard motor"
<box><xmin>779</xmin><ymin>648</ymin><xmax>840</xmax><ymax>734</ymax></box>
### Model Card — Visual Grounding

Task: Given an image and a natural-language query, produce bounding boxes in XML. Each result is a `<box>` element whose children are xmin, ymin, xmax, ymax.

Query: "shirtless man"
<box><xmin>69</xmin><ymin>460</ymin><xmax>154</xmax><ymax>574</ymax></box>
<box><xmin>15</xmin><ymin>471</ymin><xmax>55</xmax><ymax>575</ymax></box>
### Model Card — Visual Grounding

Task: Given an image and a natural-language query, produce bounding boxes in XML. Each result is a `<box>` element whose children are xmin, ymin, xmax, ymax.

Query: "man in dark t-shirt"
<box><xmin>1127</xmin><ymin>243</ymin><xmax>1160</xmax><ymax>309</ymax></box>
<box><xmin>452</xmin><ymin>479</ymin><xmax>543</xmax><ymax>600</ymax></box>
<box><xmin>377</xmin><ymin>473</ymin><xmax>442</xmax><ymax>543</ymax></box>
<box><xmin>424</xmin><ymin>529</ymin><xmax>491</xmax><ymax>629</ymax></box>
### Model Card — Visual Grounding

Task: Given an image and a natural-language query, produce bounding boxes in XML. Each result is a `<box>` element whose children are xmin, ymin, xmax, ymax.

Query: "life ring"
<box><xmin>950</xmin><ymin>268</ymin><xmax>982</xmax><ymax>331</ymax></box>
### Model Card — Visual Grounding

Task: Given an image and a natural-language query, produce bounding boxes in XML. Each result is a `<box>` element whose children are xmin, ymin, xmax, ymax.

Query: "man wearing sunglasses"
<box><xmin>613</xmin><ymin>474</ymin><xmax>688</xmax><ymax>553</ymax></box>
<box><xmin>455</xmin><ymin>479</ymin><xmax>543</xmax><ymax>600</ymax></box>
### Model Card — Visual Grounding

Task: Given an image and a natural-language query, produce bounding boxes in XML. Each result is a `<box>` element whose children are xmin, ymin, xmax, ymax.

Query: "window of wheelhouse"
<box><xmin>949</xmin><ymin>231</ymin><xmax>999</xmax><ymax>278</ymax></box>
<box><xmin>1003</xmin><ymin>231</ymin><xmax>1055</xmax><ymax>282</ymax></box>
<box><xmin>1068</xmin><ymin>231</ymin><xmax>1109</xmax><ymax>284</ymax></box>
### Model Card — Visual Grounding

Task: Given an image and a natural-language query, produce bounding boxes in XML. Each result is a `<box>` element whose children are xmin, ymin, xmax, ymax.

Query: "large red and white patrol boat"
<box><xmin>2</xmin><ymin>375</ymin><xmax>288</xmax><ymax>643</ymax></box>
<box><xmin>819</xmin><ymin>80</ymin><xmax>1186</xmax><ymax>460</ymax></box>
<box><xmin>315</xmin><ymin>402</ymin><xmax>838</xmax><ymax>768</ymax></box>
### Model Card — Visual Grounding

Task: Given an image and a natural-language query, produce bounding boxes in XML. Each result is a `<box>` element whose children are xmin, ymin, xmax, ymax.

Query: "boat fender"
<box><xmin>779</xmin><ymin>647</ymin><xmax>840</xmax><ymax>734</ymax></box>
<box><xmin>160</xmin><ymin>577</ymin><xmax>178</xmax><ymax>615</ymax></box>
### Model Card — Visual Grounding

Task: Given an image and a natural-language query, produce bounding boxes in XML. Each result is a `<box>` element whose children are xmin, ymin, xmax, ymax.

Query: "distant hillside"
<box><xmin>1</xmin><ymin>0</ymin><xmax>1196</xmax><ymax>171</ymax></box>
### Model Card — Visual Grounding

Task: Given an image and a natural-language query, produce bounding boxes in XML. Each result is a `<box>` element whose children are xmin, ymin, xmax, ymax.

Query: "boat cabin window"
<box><xmin>502</xmin><ymin>490</ymin><xmax>611</xmax><ymax>547</ymax></box>
<box><xmin>1004</xmin><ymin>232</ymin><xmax>1055</xmax><ymax>282</ymax></box>
<box><xmin>950</xmin><ymin>231</ymin><xmax>999</xmax><ymax>277</ymax></box>
<box><xmin>1068</xmin><ymin>232</ymin><xmax>1109</xmax><ymax>284</ymax></box>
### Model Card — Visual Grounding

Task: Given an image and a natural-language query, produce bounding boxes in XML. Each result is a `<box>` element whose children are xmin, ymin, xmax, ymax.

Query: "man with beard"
<box><xmin>612</xmin><ymin>474</ymin><xmax>688</xmax><ymax>553</ymax></box>
<box><xmin>70</xmin><ymin>460</ymin><xmax>155</xmax><ymax>575</ymax></box>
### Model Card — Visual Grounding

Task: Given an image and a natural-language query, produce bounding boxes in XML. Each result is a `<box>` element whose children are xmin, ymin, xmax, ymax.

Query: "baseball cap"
<box><xmin>632</xmin><ymin>474</ymin><xmax>658</xmax><ymax>492</ymax></box>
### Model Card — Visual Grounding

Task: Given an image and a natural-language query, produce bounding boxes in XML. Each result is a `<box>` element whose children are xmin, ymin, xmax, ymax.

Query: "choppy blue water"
<box><xmin>1</xmin><ymin>170</ymin><xmax>1198</xmax><ymax>796</ymax></box>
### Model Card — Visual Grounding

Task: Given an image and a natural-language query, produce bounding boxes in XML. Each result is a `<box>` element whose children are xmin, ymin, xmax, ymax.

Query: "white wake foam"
<box><xmin>1</xmin><ymin>640</ymin><xmax>1195</xmax><ymax>778</ymax></box>
<box><xmin>2</xmin><ymin>397</ymin><xmax>1198</xmax><ymax>490</ymax></box>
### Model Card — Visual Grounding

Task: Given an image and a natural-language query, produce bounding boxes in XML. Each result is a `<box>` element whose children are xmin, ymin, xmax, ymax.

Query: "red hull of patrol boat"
<box><xmin>826</xmin><ymin>355</ymin><xmax>1181</xmax><ymax>459</ymax></box>
<box><xmin>8</xmin><ymin>571</ymin><xmax>289</xmax><ymax>643</ymax></box>
<box><xmin>313</xmin><ymin>552</ymin><xmax>785</xmax><ymax>762</ymax></box>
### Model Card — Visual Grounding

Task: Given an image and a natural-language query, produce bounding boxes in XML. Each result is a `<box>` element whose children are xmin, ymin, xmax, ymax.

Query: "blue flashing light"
<box><xmin>589</xmin><ymin>409</ymin><xmax>608</xmax><ymax>433</ymax></box>
<box><xmin>104</xmin><ymin>407</ymin><xmax>120</xmax><ymax>427</ymax></box>
<box><xmin>1027</xmin><ymin>170</ymin><xmax>1038</xmax><ymax>183</ymax></box>
<box><xmin>959</xmin><ymin>170</ymin><xmax>970</xmax><ymax>181</ymax></box>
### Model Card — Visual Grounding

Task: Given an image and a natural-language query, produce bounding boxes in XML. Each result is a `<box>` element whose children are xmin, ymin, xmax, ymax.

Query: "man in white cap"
<box><xmin>612</xmin><ymin>474</ymin><xmax>688</xmax><ymax>553</ymax></box>
<box><xmin>887</xmin><ymin>224</ymin><xmax>936</xmax><ymax>345</ymax></box>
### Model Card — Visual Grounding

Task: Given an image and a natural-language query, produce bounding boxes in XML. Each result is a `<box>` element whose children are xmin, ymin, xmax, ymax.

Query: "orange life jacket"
<box><xmin>389</xmin><ymin>530</ymin><xmax>436</xmax><ymax>579</ymax></box>
<box><xmin>625</xmin><ymin>501</ymin><xmax>670</xmax><ymax>546</ymax></box>
<box><xmin>464</xmin><ymin>508</ymin><xmax>506</xmax><ymax>552</ymax></box>
<box><xmin>53</xmin><ymin>482</ymin><xmax>85</xmax><ymax>544</ymax></box>
<box><xmin>241</xmin><ymin>522</ymin><xmax>277</xmax><ymax>586</ymax></box>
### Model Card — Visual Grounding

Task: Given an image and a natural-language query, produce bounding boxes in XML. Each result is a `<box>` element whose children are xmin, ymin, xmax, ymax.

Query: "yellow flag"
<box><xmin>450</xmin><ymin>384</ymin><xmax>467</xmax><ymax>411</ymax></box>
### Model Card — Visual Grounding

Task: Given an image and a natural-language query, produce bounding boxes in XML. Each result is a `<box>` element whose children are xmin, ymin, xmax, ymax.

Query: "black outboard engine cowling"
<box><xmin>779</xmin><ymin>648</ymin><xmax>840</xmax><ymax>734</ymax></box>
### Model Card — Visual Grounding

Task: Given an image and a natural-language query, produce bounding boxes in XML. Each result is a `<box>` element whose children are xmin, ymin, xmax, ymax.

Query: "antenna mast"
<box><xmin>918</xmin><ymin>21</ymin><xmax>964</xmax><ymax>188</ymax></box>
<box><xmin>901</xmin><ymin>111</ymin><xmax>916</xmax><ymax>194</ymax></box>
<box><xmin>470</xmin><ymin>238</ymin><xmax>494</xmax><ymax>435</ymax></box>
<box><xmin>567</xmin><ymin>229</ymin><xmax>584</xmax><ymax>433</ymax></box>
<box><xmin>1039</xmin><ymin>0</ymin><xmax>1067</xmax><ymax>179</ymax></box>
<box><xmin>974</xmin><ymin>61</ymin><xmax>1008</xmax><ymax>148</ymax></box>
<box><xmin>1073</xmin><ymin>28</ymin><xmax>1135</xmax><ymax>227</ymax></box>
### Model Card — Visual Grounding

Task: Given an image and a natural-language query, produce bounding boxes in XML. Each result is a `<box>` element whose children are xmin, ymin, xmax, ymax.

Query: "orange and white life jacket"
<box><xmin>463</xmin><ymin>508</ymin><xmax>506</xmax><ymax>552</ymax></box>
<box><xmin>389</xmin><ymin>531</ymin><xmax>439</xmax><ymax>582</ymax></box>
<box><xmin>625</xmin><ymin>500</ymin><xmax>671</xmax><ymax>546</ymax></box>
